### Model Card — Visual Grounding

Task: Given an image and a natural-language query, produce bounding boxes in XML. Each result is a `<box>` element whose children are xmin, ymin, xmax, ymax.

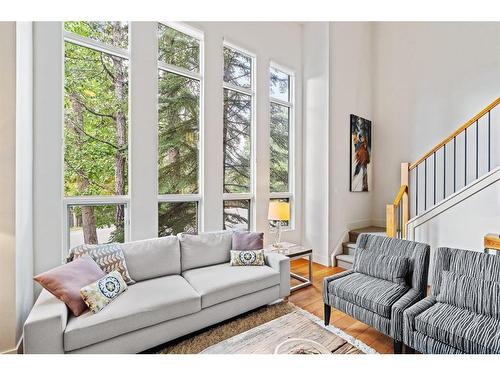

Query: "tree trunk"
<box><xmin>69</xmin><ymin>93</ymin><xmax>98</xmax><ymax>244</ymax></box>
<box><xmin>111</xmin><ymin>22</ymin><xmax>126</xmax><ymax>235</ymax></box>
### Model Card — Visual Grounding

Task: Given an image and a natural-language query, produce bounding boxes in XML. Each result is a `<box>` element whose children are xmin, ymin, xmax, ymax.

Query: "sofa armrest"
<box><xmin>323</xmin><ymin>269</ymin><xmax>355</xmax><ymax>304</ymax></box>
<box><xmin>265</xmin><ymin>252</ymin><xmax>290</xmax><ymax>298</ymax></box>
<box><xmin>23</xmin><ymin>289</ymin><xmax>68</xmax><ymax>353</ymax></box>
<box><xmin>402</xmin><ymin>295</ymin><xmax>436</xmax><ymax>348</ymax></box>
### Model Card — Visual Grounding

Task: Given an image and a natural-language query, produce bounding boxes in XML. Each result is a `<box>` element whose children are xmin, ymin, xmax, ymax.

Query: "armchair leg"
<box><xmin>324</xmin><ymin>304</ymin><xmax>331</xmax><ymax>326</ymax></box>
<box><xmin>405</xmin><ymin>345</ymin><xmax>415</xmax><ymax>354</ymax></box>
<box><xmin>393</xmin><ymin>339</ymin><xmax>403</xmax><ymax>354</ymax></box>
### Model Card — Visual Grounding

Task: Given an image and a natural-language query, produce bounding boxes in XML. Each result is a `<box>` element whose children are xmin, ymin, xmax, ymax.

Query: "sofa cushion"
<box><xmin>64</xmin><ymin>275</ymin><xmax>200</xmax><ymax>351</ymax></box>
<box><xmin>354</xmin><ymin>248</ymin><xmax>410</xmax><ymax>285</ymax></box>
<box><xmin>80</xmin><ymin>270</ymin><xmax>128</xmax><ymax>314</ymax></box>
<box><xmin>182</xmin><ymin>263</ymin><xmax>280</xmax><ymax>308</ymax></box>
<box><xmin>437</xmin><ymin>271</ymin><xmax>500</xmax><ymax>319</ymax></box>
<box><xmin>120</xmin><ymin>236</ymin><xmax>181</xmax><ymax>281</ymax></box>
<box><xmin>328</xmin><ymin>272</ymin><xmax>408</xmax><ymax>318</ymax></box>
<box><xmin>230</xmin><ymin>250</ymin><xmax>265</xmax><ymax>266</ymax></box>
<box><xmin>178</xmin><ymin>231</ymin><xmax>232</xmax><ymax>271</ymax></box>
<box><xmin>415</xmin><ymin>302</ymin><xmax>500</xmax><ymax>354</ymax></box>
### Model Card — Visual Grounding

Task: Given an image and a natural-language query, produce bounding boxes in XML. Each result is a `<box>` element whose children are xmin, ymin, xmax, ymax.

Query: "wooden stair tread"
<box><xmin>335</xmin><ymin>254</ymin><xmax>354</xmax><ymax>263</ymax></box>
<box><xmin>349</xmin><ymin>226</ymin><xmax>386</xmax><ymax>235</ymax></box>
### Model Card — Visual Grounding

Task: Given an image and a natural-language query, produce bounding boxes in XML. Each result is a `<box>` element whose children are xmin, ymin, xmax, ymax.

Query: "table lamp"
<box><xmin>268</xmin><ymin>201</ymin><xmax>290</xmax><ymax>248</ymax></box>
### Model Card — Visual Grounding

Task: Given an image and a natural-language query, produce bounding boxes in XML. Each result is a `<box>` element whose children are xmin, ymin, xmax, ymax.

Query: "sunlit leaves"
<box><xmin>65</xmin><ymin>21</ymin><xmax>128</xmax><ymax>49</ymax></box>
<box><xmin>158</xmin><ymin>202</ymin><xmax>198</xmax><ymax>236</ymax></box>
<box><xmin>64</xmin><ymin>42</ymin><xmax>129</xmax><ymax>197</ymax></box>
<box><xmin>270</xmin><ymin>103</ymin><xmax>289</xmax><ymax>192</ymax></box>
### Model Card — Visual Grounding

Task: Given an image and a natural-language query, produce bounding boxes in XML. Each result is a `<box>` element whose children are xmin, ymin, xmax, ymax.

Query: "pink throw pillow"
<box><xmin>34</xmin><ymin>255</ymin><xmax>105</xmax><ymax>316</ymax></box>
<box><xmin>232</xmin><ymin>231</ymin><xmax>264</xmax><ymax>250</ymax></box>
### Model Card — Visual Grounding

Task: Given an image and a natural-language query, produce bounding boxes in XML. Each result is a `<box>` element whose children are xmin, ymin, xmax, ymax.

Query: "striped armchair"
<box><xmin>403</xmin><ymin>247</ymin><xmax>500</xmax><ymax>354</ymax></box>
<box><xmin>323</xmin><ymin>234</ymin><xmax>430</xmax><ymax>353</ymax></box>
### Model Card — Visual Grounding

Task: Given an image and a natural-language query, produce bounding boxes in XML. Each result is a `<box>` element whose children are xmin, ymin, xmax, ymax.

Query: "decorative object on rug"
<box><xmin>152</xmin><ymin>302</ymin><xmax>375</xmax><ymax>354</ymax></box>
<box><xmin>66</xmin><ymin>243</ymin><xmax>135</xmax><ymax>284</ymax></box>
<box><xmin>230</xmin><ymin>250</ymin><xmax>265</xmax><ymax>266</ymax></box>
<box><xmin>200</xmin><ymin>309</ymin><xmax>373</xmax><ymax>354</ymax></box>
<box><xmin>232</xmin><ymin>231</ymin><xmax>264</xmax><ymax>250</ymax></box>
<box><xmin>274</xmin><ymin>338</ymin><xmax>331</xmax><ymax>354</ymax></box>
<box><xmin>350</xmin><ymin>114</ymin><xmax>372</xmax><ymax>192</ymax></box>
<box><xmin>80</xmin><ymin>270</ymin><xmax>128</xmax><ymax>314</ymax></box>
<box><xmin>268</xmin><ymin>200</ymin><xmax>290</xmax><ymax>248</ymax></box>
<box><xmin>33</xmin><ymin>255</ymin><xmax>106</xmax><ymax>316</ymax></box>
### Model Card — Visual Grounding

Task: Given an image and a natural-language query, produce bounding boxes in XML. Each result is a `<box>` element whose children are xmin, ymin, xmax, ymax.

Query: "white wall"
<box><xmin>15</xmin><ymin>21</ymin><xmax>34</xmax><ymax>347</ymax></box>
<box><xmin>329</xmin><ymin>22</ymin><xmax>374</xmax><ymax>261</ymax></box>
<box><xmin>372</xmin><ymin>22</ymin><xmax>500</xmax><ymax>222</ymax></box>
<box><xmin>302</xmin><ymin>22</ymin><xmax>330</xmax><ymax>264</ymax></box>
<box><xmin>0</xmin><ymin>21</ymin><xmax>17</xmax><ymax>354</ymax></box>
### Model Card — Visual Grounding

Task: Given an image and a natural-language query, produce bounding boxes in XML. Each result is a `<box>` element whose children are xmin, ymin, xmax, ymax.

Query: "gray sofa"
<box><xmin>403</xmin><ymin>247</ymin><xmax>500</xmax><ymax>354</ymax></box>
<box><xmin>323</xmin><ymin>234</ymin><xmax>430</xmax><ymax>353</ymax></box>
<box><xmin>23</xmin><ymin>231</ymin><xmax>290</xmax><ymax>353</ymax></box>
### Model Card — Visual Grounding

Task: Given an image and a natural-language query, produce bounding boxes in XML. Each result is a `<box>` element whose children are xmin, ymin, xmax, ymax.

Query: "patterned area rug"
<box><xmin>155</xmin><ymin>302</ymin><xmax>376</xmax><ymax>354</ymax></box>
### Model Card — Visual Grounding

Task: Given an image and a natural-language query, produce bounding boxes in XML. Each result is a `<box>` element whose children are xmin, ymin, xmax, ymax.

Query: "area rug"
<box><xmin>156</xmin><ymin>302</ymin><xmax>376</xmax><ymax>354</ymax></box>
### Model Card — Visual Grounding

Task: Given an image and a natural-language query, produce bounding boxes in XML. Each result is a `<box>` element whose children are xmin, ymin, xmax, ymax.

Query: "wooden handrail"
<box><xmin>409</xmin><ymin>97</ymin><xmax>500</xmax><ymax>171</ymax></box>
<box><xmin>393</xmin><ymin>185</ymin><xmax>408</xmax><ymax>205</ymax></box>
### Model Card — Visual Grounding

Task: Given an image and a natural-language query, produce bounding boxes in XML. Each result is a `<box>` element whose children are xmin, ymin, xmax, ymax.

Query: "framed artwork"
<box><xmin>350</xmin><ymin>114</ymin><xmax>372</xmax><ymax>192</ymax></box>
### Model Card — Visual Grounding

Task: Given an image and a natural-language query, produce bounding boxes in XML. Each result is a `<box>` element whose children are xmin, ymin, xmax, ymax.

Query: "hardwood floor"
<box><xmin>288</xmin><ymin>258</ymin><xmax>394</xmax><ymax>354</ymax></box>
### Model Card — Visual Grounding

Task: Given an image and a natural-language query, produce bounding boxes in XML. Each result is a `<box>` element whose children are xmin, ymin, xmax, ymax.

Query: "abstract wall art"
<box><xmin>350</xmin><ymin>114</ymin><xmax>372</xmax><ymax>192</ymax></box>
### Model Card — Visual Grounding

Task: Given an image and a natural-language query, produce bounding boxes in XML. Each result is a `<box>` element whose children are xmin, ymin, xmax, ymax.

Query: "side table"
<box><xmin>265</xmin><ymin>242</ymin><xmax>313</xmax><ymax>292</ymax></box>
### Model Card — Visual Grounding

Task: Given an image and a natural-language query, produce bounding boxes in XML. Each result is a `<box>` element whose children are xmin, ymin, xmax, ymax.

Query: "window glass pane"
<box><xmin>64</xmin><ymin>42</ymin><xmax>129</xmax><ymax>196</ymax></box>
<box><xmin>223</xmin><ymin>200</ymin><xmax>250</xmax><ymax>230</ymax></box>
<box><xmin>223</xmin><ymin>89</ymin><xmax>251</xmax><ymax>193</ymax></box>
<box><xmin>158</xmin><ymin>23</ymin><xmax>200</xmax><ymax>72</ymax></box>
<box><xmin>270</xmin><ymin>67</ymin><xmax>290</xmax><ymax>102</ymax></box>
<box><xmin>68</xmin><ymin>204</ymin><xmax>125</xmax><ymax>249</ymax></box>
<box><xmin>158</xmin><ymin>70</ymin><xmax>200</xmax><ymax>194</ymax></box>
<box><xmin>269</xmin><ymin>198</ymin><xmax>290</xmax><ymax>228</ymax></box>
<box><xmin>64</xmin><ymin>22</ymin><xmax>128</xmax><ymax>49</ymax></box>
<box><xmin>223</xmin><ymin>47</ymin><xmax>252</xmax><ymax>89</ymax></box>
<box><xmin>158</xmin><ymin>202</ymin><xmax>198</xmax><ymax>236</ymax></box>
<box><xmin>270</xmin><ymin>103</ymin><xmax>290</xmax><ymax>192</ymax></box>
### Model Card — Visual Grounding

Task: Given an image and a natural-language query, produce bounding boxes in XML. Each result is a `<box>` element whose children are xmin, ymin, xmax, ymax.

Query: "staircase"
<box><xmin>386</xmin><ymin>97</ymin><xmax>500</xmax><ymax>239</ymax></box>
<box><xmin>335</xmin><ymin>226</ymin><xmax>386</xmax><ymax>269</ymax></box>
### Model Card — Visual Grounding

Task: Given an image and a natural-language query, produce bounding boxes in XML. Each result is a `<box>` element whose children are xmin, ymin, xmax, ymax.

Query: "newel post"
<box><xmin>401</xmin><ymin>163</ymin><xmax>410</xmax><ymax>239</ymax></box>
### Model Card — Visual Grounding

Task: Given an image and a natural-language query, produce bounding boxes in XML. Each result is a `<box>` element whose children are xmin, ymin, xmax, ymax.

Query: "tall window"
<box><xmin>63</xmin><ymin>22</ymin><xmax>130</xmax><ymax>249</ymax></box>
<box><xmin>269</xmin><ymin>65</ymin><xmax>294</xmax><ymax>228</ymax></box>
<box><xmin>157</xmin><ymin>23</ymin><xmax>202</xmax><ymax>236</ymax></box>
<box><xmin>222</xmin><ymin>45</ymin><xmax>255</xmax><ymax>230</ymax></box>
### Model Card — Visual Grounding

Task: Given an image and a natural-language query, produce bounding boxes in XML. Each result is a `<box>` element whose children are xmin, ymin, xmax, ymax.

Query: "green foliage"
<box><xmin>158</xmin><ymin>71</ymin><xmax>199</xmax><ymax>195</ymax></box>
<box><xmin>158</xmin><ymin>24</ymin><xmax>199</xmax><ymax>72</ymax></box>
<box><xmin>270</xmin><ymin>103</ymin><xmax>289</xmax><ymax>192</ymax></box>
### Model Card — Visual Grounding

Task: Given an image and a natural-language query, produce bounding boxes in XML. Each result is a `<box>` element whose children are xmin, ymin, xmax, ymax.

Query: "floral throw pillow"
<box><xmin>230</xmin><ymin>250</ymin><xmax>265</xmax><ymax>266</ymax></box>
<box><xmin>67</xmin><ymin>243</ymin><xmax>135</xmax><ymax>285</ymax></box>
<box><xmin>80</xmin><ymin>270</ymin><xmax>128</xmax><ymax>314</ymax></box>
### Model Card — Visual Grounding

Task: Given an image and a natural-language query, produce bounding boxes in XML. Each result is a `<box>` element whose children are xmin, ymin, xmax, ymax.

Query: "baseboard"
<box><xmin>1</xmin><ymin>336</ymin><xmax>22</xmax><ymax>354</ymax></box>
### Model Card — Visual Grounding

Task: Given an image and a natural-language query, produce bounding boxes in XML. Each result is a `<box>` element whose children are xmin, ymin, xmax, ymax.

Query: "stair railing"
<box><xmin>387</xmin><ymin>97</ymin><xmax>500</xmax><ymax>239</ymax></box>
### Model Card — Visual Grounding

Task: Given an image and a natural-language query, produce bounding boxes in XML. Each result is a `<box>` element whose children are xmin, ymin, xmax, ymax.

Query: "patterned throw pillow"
<box><xmin>354</xmin><ymin>248</ymin><xmax>410</xmax><ymax>285</ymax></box>
<box><xmin>80</xmin><ymin>270</ymin><xmax>128</xmax><ymax>314</ymax></box>
<box><xmin>67</xmin><ymin>243</ymin><xmax>135</xmax><ymax>285</ymax></box>
<box><xmin>230</xmin><ymin>250</ymin><xmax>265</xmax><ymax>266</ymax></box>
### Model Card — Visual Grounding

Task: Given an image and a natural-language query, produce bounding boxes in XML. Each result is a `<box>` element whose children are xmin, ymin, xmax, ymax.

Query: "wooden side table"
<box><xmin>265</xmin><ymin>242</ymin><xmax>313</xmax><ymax>292</ymax></box>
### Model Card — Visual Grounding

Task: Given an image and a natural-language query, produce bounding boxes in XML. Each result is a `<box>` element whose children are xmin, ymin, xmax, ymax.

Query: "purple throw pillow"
<box><xmin>232</xmin><ymin>231</ymin><xmax>264</xmax><ymax>250</ymax></box>
<box><xmin>34</xmin><ymin>255</ymin><xmax>106</xmax><ymax>316</ymax></box>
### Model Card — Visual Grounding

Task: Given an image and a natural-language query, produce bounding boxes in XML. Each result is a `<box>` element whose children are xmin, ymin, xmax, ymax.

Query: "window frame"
<box><xmin>157</xmin><ymin>22</ymin><xmax>205</xmax><ymax>235</ymax></box>
<box><xmin>62</xmin><ymin>25</ymin><xmax>131</xmax><ymax>251</ymax></box>
<box><xmin>222</xmin><ymin>41</ymin><xmax>257</xmax><ymax>230</ymax></box>
<box><xmin>269</xmin><ymin>62</ymin><xmax>295</xmax><ymax>230</ymax></box>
